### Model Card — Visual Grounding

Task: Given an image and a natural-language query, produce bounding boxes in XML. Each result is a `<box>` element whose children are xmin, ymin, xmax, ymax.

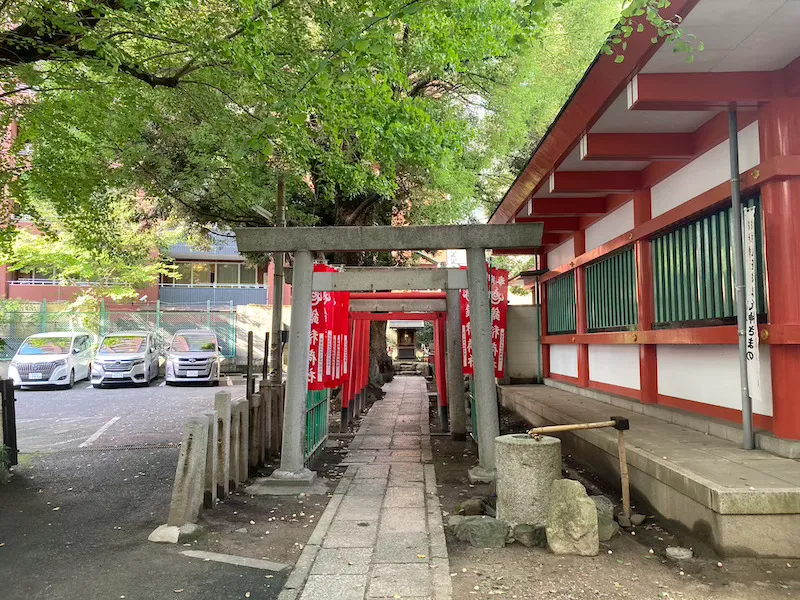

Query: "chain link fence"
<box><xmin>0</xmin><ymin>300</ymin><xmax>238</xmax><ymax>359</ymax></box>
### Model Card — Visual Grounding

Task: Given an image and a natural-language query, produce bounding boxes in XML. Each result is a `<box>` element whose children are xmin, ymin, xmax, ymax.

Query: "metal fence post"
<box><xmin>1</xmin><ymin>379</ymin><xmax>18</xmax><ymax>466</ymax></box>
<box><xmin>155</xmin><ymin>300</ymin><xmax>161</xmax><ymax>347</ymax></box>
<box><xmin>229</xmin><ymin>301</ymin><xmax>235</xmax><ymax>358</ymax></box>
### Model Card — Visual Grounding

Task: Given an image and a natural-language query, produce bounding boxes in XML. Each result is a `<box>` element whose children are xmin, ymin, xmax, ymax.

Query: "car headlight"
<box><xmin>132</xmin><ymin>359</ymin><xmax>145</xmax><ymax>366</ymax></box>
<box><xmin>53</xmin><ymin>359</ymin><xmax>68</xmax><ymax>366</ymax></box>
<box><xmin>9</xmin><ymin>360</ymin><xmax>18</xmax><ymax>368</ymax></box>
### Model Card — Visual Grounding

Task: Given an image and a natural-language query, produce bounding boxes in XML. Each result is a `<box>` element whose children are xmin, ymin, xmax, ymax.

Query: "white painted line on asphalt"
<box><xmin>78</xmin><ymin>416</ymin><xmax>121</xmax><ymax>448</ymax></box>
<box><xmin>180</xmin><ymin>550</ymin><xmax>289</xmax><ymax>572</ymax></box>
<box><xmin>159</xmin><ymin>381</ymin><xmax>166</xmax><ymax>387</ymax></box>
<box><xmin>226</xmin><ymin>376</ymin><xmax>233</xmax><ymax>386</ymax></box>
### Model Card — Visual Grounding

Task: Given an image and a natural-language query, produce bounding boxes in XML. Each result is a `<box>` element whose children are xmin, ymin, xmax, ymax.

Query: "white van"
<box><xmin>9</xmin><ymin>332</ymin><xmax>93</xmax><ymax>389</ymax></box>
<box><xmin>91</xmin><ymin>331</ymin><xmax>160</xmax><ymax>388</ymax></box>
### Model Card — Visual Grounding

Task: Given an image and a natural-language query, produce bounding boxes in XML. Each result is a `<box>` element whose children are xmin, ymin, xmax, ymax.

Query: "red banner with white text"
<box><xmin>460</xmin><ymin>267</ymin><xmax>509</xmax><ymax>378</ymax></box>
<box><xmin>308</xmin><ymin>264</ymin><xmax>351</xmax><ymax>391</ymax></box>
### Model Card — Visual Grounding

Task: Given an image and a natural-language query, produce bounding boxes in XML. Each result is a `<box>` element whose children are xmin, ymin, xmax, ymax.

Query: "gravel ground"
<box><xmin>431</xmin><ymin>402</ymin><xmax>799</xmax><ymax>600</ymax></box>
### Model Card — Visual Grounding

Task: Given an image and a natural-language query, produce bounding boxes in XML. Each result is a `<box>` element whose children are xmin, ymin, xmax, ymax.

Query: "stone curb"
<box><xmin>424</xmin><ymin>463</ymin><xmax>452</xmax><ymax>600</ymax></box>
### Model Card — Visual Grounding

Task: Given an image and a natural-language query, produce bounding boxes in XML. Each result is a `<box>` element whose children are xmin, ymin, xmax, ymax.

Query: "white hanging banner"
<box><xmin>743</xmin><ymin>206</ymin><xmax>761</xmax><ymax>402</ymax></box>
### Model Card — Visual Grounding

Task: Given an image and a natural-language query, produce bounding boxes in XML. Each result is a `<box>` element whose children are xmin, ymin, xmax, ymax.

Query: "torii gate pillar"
<box><xmin>270</xmin><ymin>249</ymin><xmax>316</xmax><ymax>485</ymax></box>
<box><xmin>466</xmin><ymin>247</ymin><xmax>501</xmax><ymax>483</ymax></box>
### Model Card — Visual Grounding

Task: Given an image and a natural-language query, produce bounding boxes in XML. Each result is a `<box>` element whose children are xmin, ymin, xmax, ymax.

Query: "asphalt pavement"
<box><xmin>0</xmin><ymin>376</ymin><xmax>288</xmax><ymax>600</ymax></box>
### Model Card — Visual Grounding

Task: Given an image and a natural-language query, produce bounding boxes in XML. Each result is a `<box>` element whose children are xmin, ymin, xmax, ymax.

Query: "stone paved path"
<box><xmin>280</xmin><ymin>376</ymin><xmax>451</xmax><ymax>600</ymax></box>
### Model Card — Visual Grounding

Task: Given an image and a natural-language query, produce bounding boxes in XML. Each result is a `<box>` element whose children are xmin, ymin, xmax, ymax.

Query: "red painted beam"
<box><xmin>350</xmin><ymin>292</ymin><xmax>446</xmax><ymax>300</ymax></box>
<box><xmin>491</xmin><ymin>249</ymin><xmax>542</xmax><ymax>256</ymax></box>
<box><xmin>549</xmin><ymin>171</ymin><xmax>641</xmax><ymax>194</ymax></box>
<box><xmin>350</xmin><ymin>312</ymin><xmax>444</xmax><ymax>321</ymax></box>
<box><xmin>513</xmin><ymin>216</ymin><xmax>580</xmax><ymax>232</ymax></box>
<box><xmin>628</xmin><ymin>72</ymin><xmax>779</xmax><ymax>111</ymax></box>
<box><xmin>529</xmin><ymin>197</ymin><xmax>607</xmax><ymax>217</ymax></box>
<box><xmin>580</xmin><ymin>132</ymin><xmax>694</xmax><ymax>161</ymax></box>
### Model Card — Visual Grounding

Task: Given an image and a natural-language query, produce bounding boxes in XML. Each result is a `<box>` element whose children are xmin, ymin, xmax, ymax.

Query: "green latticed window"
<box><xmin>547</xmin><ymin>272</ymin><xmax>576</xmax><ymax>334</ymax></box>
<box><xmin>586</xmin><ymin>246</ymin><xmax>638</xmax><ymax>332</ymax></box>
<box><xmin>652</xmin><ymin>196</ymin><xmax>767</xmax><ymax>327</ymax></box>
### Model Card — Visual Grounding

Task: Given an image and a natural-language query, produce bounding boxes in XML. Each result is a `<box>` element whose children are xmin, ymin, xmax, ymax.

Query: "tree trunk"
<box><xmin>368</xmin><ymin>320</ymin><xmax>394</xmax><ymax>400</ymax></box>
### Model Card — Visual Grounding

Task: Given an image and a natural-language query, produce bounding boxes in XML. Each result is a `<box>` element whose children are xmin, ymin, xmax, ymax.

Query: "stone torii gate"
<box><xmin>235</xmin><ymin>223</ymin><xmax>544</xmax><ymax>485</ymax></box>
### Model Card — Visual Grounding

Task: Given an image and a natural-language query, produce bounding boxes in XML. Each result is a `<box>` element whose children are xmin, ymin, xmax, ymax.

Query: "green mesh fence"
<box><xmin>305</xmin><ymin>389</ymin><xmax>329</xmax><ymax>466</ymax></box>
<box><xmin>0</xmin><ymin>301</ymin><xmax>237</xmax><ymax>359</ymax></box>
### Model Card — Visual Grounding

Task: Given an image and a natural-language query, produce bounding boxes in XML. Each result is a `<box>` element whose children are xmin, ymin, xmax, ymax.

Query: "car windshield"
<box><xmin>172</xmin><ymin>333</ymin><xmax>217</xmax><ymax>352</ymax></box>
<box><xmin>98</xmin><ymin>335</ymin><xmax>146</xmax><ymax>354</ymax></box>
<box><xmin>18</xmin><ymin>337</ymin><xmax>72</xmax><ymax>355</ymax></box>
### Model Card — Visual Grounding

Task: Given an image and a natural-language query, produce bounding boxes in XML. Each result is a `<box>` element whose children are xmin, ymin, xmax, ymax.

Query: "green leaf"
<box><xmin>615</xmin><ymin>55</ymin><xmax>625</xmax><ymax>63</ymax></box>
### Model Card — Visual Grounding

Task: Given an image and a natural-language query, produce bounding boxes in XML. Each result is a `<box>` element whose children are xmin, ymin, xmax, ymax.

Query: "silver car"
<box><xmin>91</xmin><ymin>331</ymin><xmax>160</xmax><ymax>388</ymax></box>
<box><xmin>165</xmin><ymin>329</ymin><xmax>222</xmax><ymax>386</ymax></box>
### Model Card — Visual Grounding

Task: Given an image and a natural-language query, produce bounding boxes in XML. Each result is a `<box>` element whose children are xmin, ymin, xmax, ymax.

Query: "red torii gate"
<box><xmin>343</xmin><ymin>291</ymin><xmax>449</xmax><ymax>431</ymax></box>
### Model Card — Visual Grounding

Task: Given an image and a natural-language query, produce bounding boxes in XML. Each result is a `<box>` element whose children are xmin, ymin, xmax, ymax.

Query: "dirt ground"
<box><xmin>185</xmin><ymin>441</ymin><xmax>349</xmax><ymax>567</ymax></box>
<box><xmin>431</xmin><ymin>400</ymin><xmax>799</xmax><ymax>600</ymax></box>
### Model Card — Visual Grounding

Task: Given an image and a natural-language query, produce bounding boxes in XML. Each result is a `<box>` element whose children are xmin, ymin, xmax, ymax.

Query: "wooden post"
<box><xmin>617</xmin><ymin>429</ymin><xmax>632</xmax><ymax>520</ymax></box>
<box><xmin>528</xmin><ymin>416</ymin><xmax>632</xmax><ymax>519</ymax></box>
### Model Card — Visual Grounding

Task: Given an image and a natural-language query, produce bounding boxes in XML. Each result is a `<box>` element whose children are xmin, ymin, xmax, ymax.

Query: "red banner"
<box><xmin>308</xmin><ymin>264</ymin><xmax>351</xmax><ymax>390</ymax></box>
<box><xmin>461</xmin><ymin>267</ymin><xmax>509</xmax><ymax>378</ymax></box>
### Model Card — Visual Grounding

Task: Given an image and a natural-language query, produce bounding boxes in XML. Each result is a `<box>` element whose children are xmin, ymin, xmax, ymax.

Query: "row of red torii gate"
<box><xmin>234</xmin><ymin>222</ymin><xmax>544</xmax><ymax>485</ymax></box>
<box><xmin>305</xmin><ymin>264</ymin><xmax>511</xmax><ymax>433</ymax></box>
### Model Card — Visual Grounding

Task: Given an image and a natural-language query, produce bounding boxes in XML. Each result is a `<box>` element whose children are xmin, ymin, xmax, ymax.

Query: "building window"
<box><xmin>652</xmin><ymin>195</ymin><xmax>767</xmax><ymax>327</ymax></box>
<box><xmin>192</xmin><ymin>262</ymin><xmax>213</xmax><ymax>285</ymax></box>
<box><xmin>585</xmin><ymin>246</ymin><xmax>638</xmax><ymax>332</ymax></box>
<box><xmin>161</xmin><ymin>261</ymin><xmax>263</xmax><ymax>287</ymax></box>
<box><xmin>240</xmin><ymin>264</ymin><xmax>258</xmax><ymax>286</ymax></box>
<box><xmin>217</xmin><ymin>263</ymin><xmax>239</xmax><ymax>285</ymax></box>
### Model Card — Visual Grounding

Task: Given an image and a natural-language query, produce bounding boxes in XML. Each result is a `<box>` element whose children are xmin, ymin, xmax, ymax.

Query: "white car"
<box><xmin>9</xmin><ymin>332</ymin><xmax>93</xmax><ymax>389</ymax></box>
<box><xmin>165</xmin><ymin>329</ymin><xmax>222</xmax><ymax>386</ymax></box>
<box><xmin>91</xmin><ymin>331</ymin><xmax>160</xmax><ymax>388</ymax></box>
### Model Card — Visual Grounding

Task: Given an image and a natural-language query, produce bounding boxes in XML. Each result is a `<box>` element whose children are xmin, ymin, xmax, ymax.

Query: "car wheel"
<box><xmin>212</xmin><ymin>379</ymin><xmax>220</xmax><ymax>387</ymax></box>
<box><xmin>65</xmin><ymin>370</ymin><xmax>75</xmax><ymax>389</ymax></box>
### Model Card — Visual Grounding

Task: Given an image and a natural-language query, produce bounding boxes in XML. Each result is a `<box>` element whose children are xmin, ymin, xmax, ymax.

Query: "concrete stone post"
<box><xmin>202</xmin><ymin>409</ymin><xmax>219</xmax><ymax>509</ymax></box>
<box><xmin>270</xmin><ymin>248</ymin><xmax>316</xmax><ymax>485</ymax></box>
<box><xmin>235</xmin><ymin>397</ymin><xmax>250</xmax><ymax>483</ymax></box>
<box><xmin>167</xmin><ymin>415</ymin><xmax>209</xmax><ymax>527</ymax></box>
<box><xmin>495</xmin><ymin>434</ymin><xmax>561</xmax><ymax>527</ymax></box>
<box><xmin>229</xmin><ymin>397</ymin><xmax>249</xmax><ymax>489</ymax></box>
<box><xmin>249</xmin><ymin>391</ymin><xmax>262</xmax><ymax>469</ymax></box>
<box><xmin>446</xmin><ymin>289</ymin><xmax>467</xmax><ymax>441</ymax></box>
<box><xmin>466</xmin><ymin>246</ymin><xmax>501</xmax><ymax>482</ymax></box>
<box><xmin>214</xmin><ymin>391</ymin><xmax>232</xmax><ymax>499</ymax></box>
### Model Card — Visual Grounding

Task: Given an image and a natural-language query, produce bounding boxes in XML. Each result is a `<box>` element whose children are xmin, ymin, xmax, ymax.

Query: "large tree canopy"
<box><xmin>0</xmin><ymin>0</ymin><xmax>689</xmax><ymax>286</ymax></box>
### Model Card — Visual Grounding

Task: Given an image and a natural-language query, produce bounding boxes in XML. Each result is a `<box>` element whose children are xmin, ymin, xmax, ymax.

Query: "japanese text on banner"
<box><xmin>461</xmin><ymin>266</ymin><xmax>509</xmax><ymax>378</ymax></box>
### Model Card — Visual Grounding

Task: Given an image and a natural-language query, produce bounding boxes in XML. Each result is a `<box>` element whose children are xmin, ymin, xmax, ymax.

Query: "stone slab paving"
<box><xmin>279</xmin><ymin>377</ymin><xmax>451</xmax><ymax>600</ymax></box>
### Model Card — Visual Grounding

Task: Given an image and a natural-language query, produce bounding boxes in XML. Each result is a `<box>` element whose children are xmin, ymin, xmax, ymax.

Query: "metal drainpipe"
<box><xmin>728</xmin><ymin>109</ymin><xmax>754</xmax><ymax>450</ymax></box>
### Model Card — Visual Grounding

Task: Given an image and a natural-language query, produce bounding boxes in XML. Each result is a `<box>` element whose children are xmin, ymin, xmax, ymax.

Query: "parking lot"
<box><xmin>13</xmin><ymin>375</ymin><xmax>249</xmax><ymax>454</ymax></box>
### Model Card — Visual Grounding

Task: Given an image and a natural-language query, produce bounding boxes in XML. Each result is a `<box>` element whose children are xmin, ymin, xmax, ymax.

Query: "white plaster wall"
<box><xmin>651</xmin><ymin>121</ymin><xmax>760</xmax><ymax>218</ymax></box>
<box><xmin>585</xmin><ymin>201</ymin><xmax>635</xmax><ymax>252</ymax></box>
<box><xmin>547</xmin><ymin>238</ymin><xmax>575</xmax><ymax>270</ymax></box>
<box><xmin>588</xmin><ymin>345</ymin><xmax>641</xmax><ymax>390</ymax></box>
<box><xmin>657</xmin><ymin>344</ymin><xmax>773</xmax><ymax>416</ymax></box>
<box><xmin>505</xmin><ymin>305</ymin><xmax>540</xmax><ymax>380</ymax></box>
<box><xmin>550</xmin><ymin>344</ymin><xmax>578</xmax><ymax>378</ymax></box>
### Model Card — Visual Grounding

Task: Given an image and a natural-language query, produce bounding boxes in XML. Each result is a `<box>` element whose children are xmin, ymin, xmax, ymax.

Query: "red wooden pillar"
<box><xmin>574</xmin><ymin>231</ymin><xmax>589</xmax><ymax>388</ymax></box>
<box><xmin>759</xmin><ymin>98</ymin><xmax>800</xmax><ymax>439</ymax></box>
<box><xmin>634</xmin><ymin>190</ymin><xmax>658</xmax><ymax>404</ymax></box>
<box><xmin>540</xmin><ymin>254</ymin><xmax>550</xmax><ymax>379</ymax></box>
<box><xmin>360</xmin><ymin>320</ymin><xmax>370</xmax><ymax>394</ymax></box>
<box><xmin>340</xmin><ymin>318</ymin><xmax>355</xmax><ymax>430</ymax></box>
